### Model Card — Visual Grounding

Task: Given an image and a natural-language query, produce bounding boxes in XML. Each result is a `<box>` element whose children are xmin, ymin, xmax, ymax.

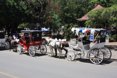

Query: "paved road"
<box><xmin>0</xmin><ymin>49</ymin><xmax>117</xmax><ymax>78</ymax></box>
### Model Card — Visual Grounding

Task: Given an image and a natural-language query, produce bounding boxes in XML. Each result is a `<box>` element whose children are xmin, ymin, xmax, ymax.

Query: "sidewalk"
<box><xmin>105</xmin><ymin>42</ymin><xmax>117</xmax><ymax>47</ymax></box>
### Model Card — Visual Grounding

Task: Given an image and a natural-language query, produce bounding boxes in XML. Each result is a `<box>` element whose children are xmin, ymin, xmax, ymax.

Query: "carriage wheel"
<box><xmin>89</xmin><ymin>48</ymin><xmax>104</xmax><ymax>65</ymax></box>
<box><xmin>5</xmin><ymin>42</ymin><xmax>10</xmax><ymax>50</ymax></box>
<box><xmin>100</xmin><ymin>47</ymin><xmax>112</xmax><ymax>61</ymax></box>
<box><xmin>67</xmin><ymin>52</ymin><xmax>75</xmax><ymax>61</ymax></box>
<box><xmin>40</xmin><ymin>44</ymin><xmax>47</xmax><ymax>54</ymax></box>
<box><xmin>17</xmin><ymin>45</ymin><xmax>22</xmax><ymax>54</ymax></box>
<box><xmin>29</xmin><ymin>46</ymin><xmax>36</xmax><ymax>57</ymax></box>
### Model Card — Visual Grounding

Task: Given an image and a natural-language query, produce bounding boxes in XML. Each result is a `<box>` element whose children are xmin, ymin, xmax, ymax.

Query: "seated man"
<box><xmin>82</xmin><ymin>33</ymin><xmax>90</xmax><ymax>45</ymax></box>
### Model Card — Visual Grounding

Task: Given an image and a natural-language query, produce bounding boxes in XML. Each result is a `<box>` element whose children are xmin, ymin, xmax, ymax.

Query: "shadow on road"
<box><xmin>19</xmin><ymin>53</ymin><xmax>48</xmax><ymax>57</ymax></box>
<box><xmin>35</xmin><ymin>54</ymin><xmax>48</xmax><ymax>57</ymax></box>
<box><xmin>0</xmin><ymin>47</ymin><xmax>6</xmax><ymax>51</ymax></box>
<box><xmin>111</xmin><ymin>58</ymin><xmax>117</xmax><ymax>62</ymax></box>
<box><xmin>101</xmin><ymin>58</ymin><xmax>117</xmax><ymax>65</ymax></box>
<box><xmin>77</xmin><ymin>59</ymin><xmax>92</xmax><ymax>64</ymax></box>
<box><xmin>101</xmin><ymin>60</ymin><xmax>113</xmax><ymax>65</ymax></box>
<box><xmin>75</xmin><ymin>58</ymin><xmax>116</xmax><ymax>65</ymax></box>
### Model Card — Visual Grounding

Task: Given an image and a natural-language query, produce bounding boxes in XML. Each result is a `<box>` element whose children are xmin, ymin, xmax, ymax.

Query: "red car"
<box><xmin>17</xmin><ymin>30</ymin><xmax>47</xmax><ymax>57</ymax></box>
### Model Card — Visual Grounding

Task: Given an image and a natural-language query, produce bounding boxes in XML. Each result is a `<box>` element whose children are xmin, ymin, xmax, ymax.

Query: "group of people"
<box><xmin>74</xmin><ymin>29</ymin><xmax>107</xmax><ymax>49</ymax></box>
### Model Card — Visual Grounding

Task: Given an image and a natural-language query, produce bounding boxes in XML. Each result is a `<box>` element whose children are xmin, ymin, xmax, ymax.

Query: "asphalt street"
<box><xmin>0</xmin><ymin>48</ymin><xmax>117</xmax><ymax>78</ymax></box>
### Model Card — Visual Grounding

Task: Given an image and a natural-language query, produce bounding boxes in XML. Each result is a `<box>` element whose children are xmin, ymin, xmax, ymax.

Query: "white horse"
<box><xmin>46</xmin><ymin>37</ymin><xmax>67</xmax><ymax>57</ymax></box>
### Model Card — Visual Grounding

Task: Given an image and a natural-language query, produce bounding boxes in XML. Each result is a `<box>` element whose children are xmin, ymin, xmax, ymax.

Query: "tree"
<box><xmin>0</xmin><ymin>0</ymin><xmax>47</xmax><ymax>34</ymax></box>
<box><xmin>60</xmin><ymin>0</ymin><xmax>91</xmax><ymax>25</ymax></box>
<box><xmin>44</xmin><ymin>0</ymin><xmax>62</xmax><ymax>32</ymax></box>
<box><xmin>0</xmin><ymin>0</ymin><xmax>117</xmax><ymax>35</ymax></box>
<box><xmin>85</xmin><ymin>9</ymin><xmax>104</xmax><ymax>28</ymax></box>
<box><xmin>89</xmin><ymin>0</ymin><xmax>116</xmax><ymax>7</ymax></box>
<box><xmin>85</xmin><ymin>4</ymin><xmax>117</xmax><ymax>28</ymax></box>
<box><xmin>107</xmin><ymin>5</ymin><xmax>117</xmax><ymax>27</ymax></box>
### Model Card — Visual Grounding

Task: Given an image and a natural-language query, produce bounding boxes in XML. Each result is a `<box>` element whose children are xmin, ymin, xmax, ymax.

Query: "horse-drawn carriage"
<box><xmin>47</xmin><ymin>28</ymin><xmax>112</xmax><ymax>64</ymax></box>
<box><xmin>16</xmin><ymin>30</ymin><xmax>47</xmax><ymax>56</ymax></box>
<box><xmin>67</xmin><ymin>28</ymin><xmax>112</xmax><ymax>64</ymax></box>
<box><xmin>67</xmin><ymin>42</ymin><xmax>111</xmax><ymax>64</ymax></box>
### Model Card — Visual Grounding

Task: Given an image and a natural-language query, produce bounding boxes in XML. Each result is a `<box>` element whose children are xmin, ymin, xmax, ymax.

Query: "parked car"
<box><xmin>0</xmin><ymin>31</ymin><xmax>10</xmax><ymax>49</ymax></box>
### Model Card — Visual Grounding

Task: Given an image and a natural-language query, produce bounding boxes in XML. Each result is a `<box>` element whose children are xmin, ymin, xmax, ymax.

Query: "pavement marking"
<box><xmin>0</xmin><ymin>71</ymin><xmax>19</xmax><ymax>78</ymax></box>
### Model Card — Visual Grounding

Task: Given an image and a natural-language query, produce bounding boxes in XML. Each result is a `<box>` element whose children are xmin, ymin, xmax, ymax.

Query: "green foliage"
<box><xmin>50</xmin><ymin>12</ymin><xmax>62</xmax><ymax>32</ymax></box>
<box><xmin>109</xmin><ymin>34</ymin><xmax>117</xmax><ymax>42</ymax></box>
<box><xmin>0</xmin><ymin>0</ymin><xmax>47</xmax><ymax>33</ymax></box>
<box><xmin>0</xmin><ymin>0</ymin><xmax>117</xmax><ymax>37</ymax></box>
<box><xmin>86</xmin><ymin>4</ymin><xmax>117</xmax><ymax>28</ymax></box>
<box><xmin>108</xmin><ymin>5</ymin><xmax>117</xmax><ymax>27</ymax></box>
<box><xmin>18</xmin><ymin>23</ymin><xmax>29</xmax><ymax>28</ymax></box>
<box><xmin>89</xmin><ymin>0</ymin><xmax>115</xmax><ymax>7</ymax></box>
<box><xmin>60</xmin><ymin>0</ymin><xmax>90</xmax><ymax>24</ymax></box>
<box><xmin>86</xmin><ymin>9</ymin><xmax>104</xmax><ymax>28</ymax></box>
<box><xmin>44</xmin><ymin>0</ymin><xmax>62</xmax><ymax>32</ymax></box>
<box><xmin>63</xmin><ymin>24</ymin><xmax>74</xmax><ymax>40</ymax></box>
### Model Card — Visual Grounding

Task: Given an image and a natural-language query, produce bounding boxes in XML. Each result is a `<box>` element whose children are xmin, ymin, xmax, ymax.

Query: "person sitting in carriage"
<box><xmin>73</xmin><ymin>30</ymin><xmax>90</xmax><ymax>50</ymax></box>
<box><xmin>93</xmin><ymin>30</ymin><xmax>106</xmax><ymax>43</ymax></box>
<box><xmin>82</xmin><ymin>31</ymin><xmax>90</xmax><ymax>45</ymax></box>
